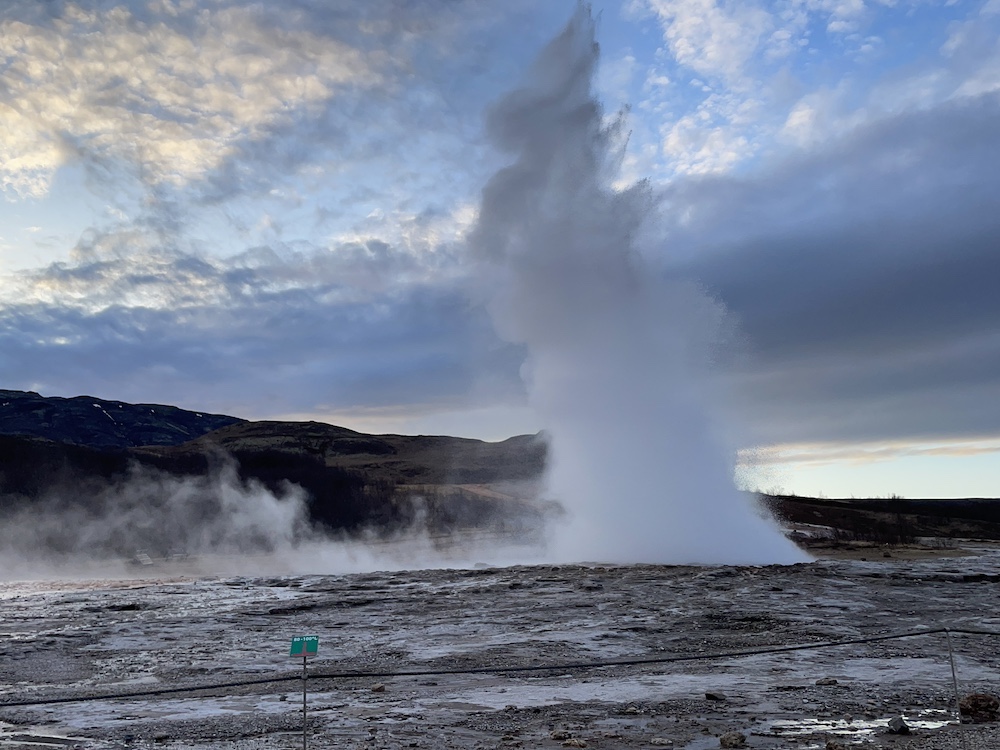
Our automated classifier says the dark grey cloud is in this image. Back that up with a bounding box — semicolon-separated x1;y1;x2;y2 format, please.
659;91;1000;445
0;235;524;418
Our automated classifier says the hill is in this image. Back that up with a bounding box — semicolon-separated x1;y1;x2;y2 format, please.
760;493;1000;548
148;419;546;485
134;420;549;538
0;389;243;448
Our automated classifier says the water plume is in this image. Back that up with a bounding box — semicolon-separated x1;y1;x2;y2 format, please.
470;6;806;565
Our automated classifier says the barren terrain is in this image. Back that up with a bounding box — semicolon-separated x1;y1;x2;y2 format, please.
2;541;1000;750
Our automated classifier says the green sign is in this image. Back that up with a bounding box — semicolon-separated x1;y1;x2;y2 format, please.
289;635;319;658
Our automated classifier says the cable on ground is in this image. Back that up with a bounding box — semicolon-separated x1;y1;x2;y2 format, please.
1;626;997;709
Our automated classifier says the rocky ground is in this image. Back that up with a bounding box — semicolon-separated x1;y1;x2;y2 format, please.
2;543;1000;749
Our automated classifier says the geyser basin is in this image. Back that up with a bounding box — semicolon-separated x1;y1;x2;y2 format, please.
3;557;997;748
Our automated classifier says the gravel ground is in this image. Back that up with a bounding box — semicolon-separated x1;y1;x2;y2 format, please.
2;545;999;749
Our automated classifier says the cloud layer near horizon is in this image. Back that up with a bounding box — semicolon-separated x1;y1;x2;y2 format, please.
665;90;1000;445
1;0;998;451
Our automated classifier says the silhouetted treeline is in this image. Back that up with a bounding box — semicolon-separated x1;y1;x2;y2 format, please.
761;494;1000;542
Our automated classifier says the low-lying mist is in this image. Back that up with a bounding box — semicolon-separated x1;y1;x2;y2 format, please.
0;457;550;581
0;460;299;577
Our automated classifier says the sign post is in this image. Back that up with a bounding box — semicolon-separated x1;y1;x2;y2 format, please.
289;636;319;750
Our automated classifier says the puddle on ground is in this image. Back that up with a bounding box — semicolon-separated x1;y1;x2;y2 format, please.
763;709;953;739
676;710;955;750
0;721;90;749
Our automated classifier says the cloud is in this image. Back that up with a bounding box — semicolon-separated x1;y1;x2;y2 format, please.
656;90;1000;445
0;1;386;198
0;218;523;418
0;0;554;208
0;0;572;426
642;0;775;83
627;0;1000;178
747;437;1000;469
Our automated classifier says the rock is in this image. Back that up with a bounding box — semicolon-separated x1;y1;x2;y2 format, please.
815;677;838;686
719;731;746;748
649;739;673;747
960;693;1000;723
887;716;910;735
371;683;386;692
550;730;572;741
561;740;587;748
825;741;847;750
705;692;727;701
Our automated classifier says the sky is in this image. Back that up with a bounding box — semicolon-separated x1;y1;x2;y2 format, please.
1;0;999;499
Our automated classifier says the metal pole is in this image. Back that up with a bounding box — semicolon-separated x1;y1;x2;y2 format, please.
302;654;308;750
945;628;970;750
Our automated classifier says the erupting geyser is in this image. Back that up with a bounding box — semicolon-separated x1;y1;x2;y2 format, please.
471;7;807;565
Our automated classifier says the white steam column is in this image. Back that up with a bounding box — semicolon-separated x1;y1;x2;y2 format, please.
470;6;807;565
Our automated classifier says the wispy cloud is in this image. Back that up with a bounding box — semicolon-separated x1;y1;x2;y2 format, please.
0;1;385;198
627;0;1000;176
747;437;1000;468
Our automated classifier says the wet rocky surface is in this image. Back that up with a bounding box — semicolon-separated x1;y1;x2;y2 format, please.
2;548;1000;749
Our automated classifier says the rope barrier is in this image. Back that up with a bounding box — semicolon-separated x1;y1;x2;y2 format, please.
2;625;997;709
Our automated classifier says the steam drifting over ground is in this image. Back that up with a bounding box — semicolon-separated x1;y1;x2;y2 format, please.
0;461;307;578
471;8;806;565
0;453;549;579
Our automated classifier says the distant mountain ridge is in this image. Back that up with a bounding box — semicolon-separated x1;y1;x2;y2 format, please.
159;419;546;485
0;389;244;448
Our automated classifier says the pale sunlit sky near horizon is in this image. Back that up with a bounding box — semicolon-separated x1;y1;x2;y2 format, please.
1;0;999;499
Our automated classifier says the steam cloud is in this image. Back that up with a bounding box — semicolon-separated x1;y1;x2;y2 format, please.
0;459;546;579
471;7;806;565
0;460;311;577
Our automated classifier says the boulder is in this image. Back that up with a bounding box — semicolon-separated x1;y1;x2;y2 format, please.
959;693;1000;723
887;716;910;735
